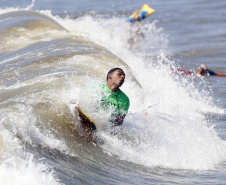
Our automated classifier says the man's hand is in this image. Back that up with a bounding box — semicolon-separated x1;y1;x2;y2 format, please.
114;114;126;126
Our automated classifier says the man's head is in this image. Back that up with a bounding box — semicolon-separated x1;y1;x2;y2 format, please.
107;68;125;88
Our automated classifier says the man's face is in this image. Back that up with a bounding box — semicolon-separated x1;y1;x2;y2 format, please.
109;69;125;87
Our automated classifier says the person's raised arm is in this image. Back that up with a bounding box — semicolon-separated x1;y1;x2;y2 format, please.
114;114;126;126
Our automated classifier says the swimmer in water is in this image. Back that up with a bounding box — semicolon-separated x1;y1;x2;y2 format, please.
197;64;226;76
172;64;226;76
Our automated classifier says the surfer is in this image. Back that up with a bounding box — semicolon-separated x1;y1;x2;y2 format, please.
197;64;226;76
172;64;226;76
126;4;155;49
99;68;130;126
71;68;129;127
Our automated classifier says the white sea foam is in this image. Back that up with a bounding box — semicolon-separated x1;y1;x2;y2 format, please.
0;129;62;185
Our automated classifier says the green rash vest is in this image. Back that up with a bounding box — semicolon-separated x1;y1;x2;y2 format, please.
99;84;130;115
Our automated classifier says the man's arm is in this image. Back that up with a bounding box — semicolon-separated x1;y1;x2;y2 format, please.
114;114;126;126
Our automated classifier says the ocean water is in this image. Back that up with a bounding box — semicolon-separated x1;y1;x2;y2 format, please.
0;0;226;184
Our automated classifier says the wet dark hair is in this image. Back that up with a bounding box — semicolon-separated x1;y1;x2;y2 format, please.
106;68;124;81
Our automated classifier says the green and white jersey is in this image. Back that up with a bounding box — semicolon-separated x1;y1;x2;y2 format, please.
99;84;130;115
